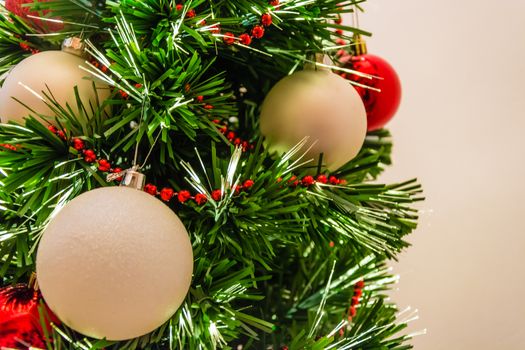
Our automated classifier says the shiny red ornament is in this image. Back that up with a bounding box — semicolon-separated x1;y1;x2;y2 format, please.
0;282;59;349
5;0;63;32
340;53;402;131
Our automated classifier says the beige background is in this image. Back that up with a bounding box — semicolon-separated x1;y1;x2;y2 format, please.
349;0;525;348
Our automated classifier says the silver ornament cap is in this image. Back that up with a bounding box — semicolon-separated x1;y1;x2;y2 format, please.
61;37;86;57
120;166;146;190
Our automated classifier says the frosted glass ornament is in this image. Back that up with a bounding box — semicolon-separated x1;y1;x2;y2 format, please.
36;186;194;341
0;50;109;124
260;70;367;171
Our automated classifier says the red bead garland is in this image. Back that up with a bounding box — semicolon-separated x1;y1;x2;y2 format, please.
83;149;97;163
317;174;328;184
348;280;365;321
19;41;40;55
251;25;265;39
239;33;252;45
195;193;207;205
223;32;235;45
211;189;223;201
72;138;84;151
97;159;111;172
0;144;18;151
261;13;273;27
243;179;254;189
302;175;315;186
144;183;157;195
89;59;108;73
205;8;274;47
160;187;174;201
186;9;196;18
38;125;351;210
16;2;278;74
177;190;192;203
214;120;255;152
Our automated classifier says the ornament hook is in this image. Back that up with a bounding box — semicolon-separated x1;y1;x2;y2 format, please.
352;5;368;55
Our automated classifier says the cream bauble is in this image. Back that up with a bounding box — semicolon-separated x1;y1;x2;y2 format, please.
260;70;367;171
0;50;109;124
36;186;194;341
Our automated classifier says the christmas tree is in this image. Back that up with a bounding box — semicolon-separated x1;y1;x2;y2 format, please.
0;0;423;349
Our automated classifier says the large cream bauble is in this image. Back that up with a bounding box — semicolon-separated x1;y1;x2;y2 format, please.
36;187;194;341
260;70;367;171
0;50;109;124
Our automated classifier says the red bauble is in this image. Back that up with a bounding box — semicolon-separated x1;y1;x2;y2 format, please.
5;0;63;32
0;283;59;349
340;54;402;131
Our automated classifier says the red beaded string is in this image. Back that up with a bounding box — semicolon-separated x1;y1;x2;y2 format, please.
19;41;40;55
0;143;18;151
338;279;366;336
348;280;365;320
213;119;254;152
16;1;279;61
4;125;349;208
171;2;275;47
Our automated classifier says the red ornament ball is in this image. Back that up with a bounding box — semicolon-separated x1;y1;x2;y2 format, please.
0;283;59;348
5;0;63;32
340;54;402;131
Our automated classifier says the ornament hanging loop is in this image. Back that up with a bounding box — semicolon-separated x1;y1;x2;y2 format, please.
108;126;162;190
29;272;39;291
352;5;368;55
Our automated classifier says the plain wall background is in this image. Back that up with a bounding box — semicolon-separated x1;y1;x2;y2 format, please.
348;0;525;348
